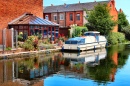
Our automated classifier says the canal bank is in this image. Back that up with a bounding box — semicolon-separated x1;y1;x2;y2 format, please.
0;48;61;59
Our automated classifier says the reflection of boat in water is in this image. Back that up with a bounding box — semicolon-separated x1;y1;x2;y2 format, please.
63;48;107;66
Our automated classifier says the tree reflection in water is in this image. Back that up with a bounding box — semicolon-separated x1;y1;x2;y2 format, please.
87;44;129;85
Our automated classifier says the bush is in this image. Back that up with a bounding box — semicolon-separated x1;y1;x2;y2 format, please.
18;32;23;41
107;32;125;45
6;47;12;51
22;36;37;51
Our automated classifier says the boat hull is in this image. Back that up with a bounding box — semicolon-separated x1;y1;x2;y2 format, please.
62;41;106;51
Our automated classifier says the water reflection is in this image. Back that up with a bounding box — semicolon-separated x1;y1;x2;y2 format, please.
0;44;130;86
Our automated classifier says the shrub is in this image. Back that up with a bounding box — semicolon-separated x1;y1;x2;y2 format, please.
107;32;125;45
18;32;23;41
6;47;12;51
22;36;37;51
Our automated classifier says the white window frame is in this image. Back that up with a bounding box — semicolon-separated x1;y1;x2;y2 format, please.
54;15;57;21
60;14;64;20
76;13;80;20
45;15;49;20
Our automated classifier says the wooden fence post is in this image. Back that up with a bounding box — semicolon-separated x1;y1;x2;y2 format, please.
2;28;6;54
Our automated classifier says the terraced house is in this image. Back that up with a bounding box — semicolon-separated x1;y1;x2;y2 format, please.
44;0;118;36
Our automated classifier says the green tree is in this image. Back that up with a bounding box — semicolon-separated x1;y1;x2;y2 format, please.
122;25;130;34
69;24;88;38
118;12;129;32
85;3;116;35
122;25;130;40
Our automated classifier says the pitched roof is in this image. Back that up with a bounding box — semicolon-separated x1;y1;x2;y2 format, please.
44;1;109;13
8;13;59;26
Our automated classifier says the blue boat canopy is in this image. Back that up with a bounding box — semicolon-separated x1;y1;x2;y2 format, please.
65;37;85;44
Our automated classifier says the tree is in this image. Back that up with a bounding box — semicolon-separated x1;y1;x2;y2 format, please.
85;3;116;35
118;12;129;32
69;24;88;38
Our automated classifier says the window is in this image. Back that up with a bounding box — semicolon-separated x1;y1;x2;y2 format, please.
76;13;80;20
70;13;73;21
54;15;57;21
60;14;64;20
86;14;89;18
45;15;49;20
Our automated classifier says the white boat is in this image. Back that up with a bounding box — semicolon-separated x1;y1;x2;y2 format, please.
62;31;107;51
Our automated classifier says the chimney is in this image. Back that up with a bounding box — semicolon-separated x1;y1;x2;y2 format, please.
119;8;123;13
51;4;53;6
79;1;80;4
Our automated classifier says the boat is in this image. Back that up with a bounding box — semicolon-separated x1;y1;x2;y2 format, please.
63;48;107;66
62;31;107;51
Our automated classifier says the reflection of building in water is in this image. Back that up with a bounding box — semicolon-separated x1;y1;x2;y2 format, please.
0;60;13;84
0;50;120;85
13;53;62;85
110;51;118;82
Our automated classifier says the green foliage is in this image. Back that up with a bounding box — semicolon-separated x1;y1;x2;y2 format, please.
6;47;12;51
59;37;65;42
118;12;129;32
70;25;88;37
18;33;23;41
22;36;37;51
72;27;82;37
85;3;116;35
122;25;130;40
122;25;130;34
107;32;125;45
37;33;42;39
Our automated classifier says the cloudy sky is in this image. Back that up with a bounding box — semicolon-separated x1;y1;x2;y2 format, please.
44;0;130;23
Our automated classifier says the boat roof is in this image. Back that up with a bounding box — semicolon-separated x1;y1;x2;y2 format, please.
84;31;100;34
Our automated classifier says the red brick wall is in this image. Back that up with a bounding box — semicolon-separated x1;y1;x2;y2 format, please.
51;12;58;24
59;12;66;27
75;11;83;26
0;0;43;29
108;0;118;32
66;11;83;27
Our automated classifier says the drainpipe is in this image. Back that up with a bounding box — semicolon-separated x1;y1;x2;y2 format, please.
74;9;76;24
65;12;66;27
57;10;59;24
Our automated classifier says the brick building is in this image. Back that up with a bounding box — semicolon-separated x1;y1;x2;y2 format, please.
0;0;43;29
44;0;118;36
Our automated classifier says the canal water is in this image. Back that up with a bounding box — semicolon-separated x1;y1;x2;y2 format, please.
0;44;130;86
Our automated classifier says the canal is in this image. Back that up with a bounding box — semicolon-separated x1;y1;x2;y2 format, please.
0;44;130;86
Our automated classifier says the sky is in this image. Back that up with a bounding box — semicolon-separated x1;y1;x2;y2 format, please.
44;0;130;23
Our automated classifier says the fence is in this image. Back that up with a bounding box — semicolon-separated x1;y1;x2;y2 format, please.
0;28;18;52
